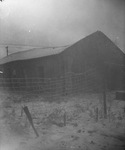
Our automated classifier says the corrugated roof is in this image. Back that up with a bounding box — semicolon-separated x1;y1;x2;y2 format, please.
0;46;69;65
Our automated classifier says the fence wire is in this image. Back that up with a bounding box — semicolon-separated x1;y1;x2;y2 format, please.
0;68;103;99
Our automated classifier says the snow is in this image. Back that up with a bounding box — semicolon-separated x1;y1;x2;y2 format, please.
0;91;125;150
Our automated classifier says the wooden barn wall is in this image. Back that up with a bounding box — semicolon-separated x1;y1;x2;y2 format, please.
2;54;65;92
1;40;125;92
2;54;64;79
61;43;125;91
61;37;100;74
3;62;25;78
60;44;103;93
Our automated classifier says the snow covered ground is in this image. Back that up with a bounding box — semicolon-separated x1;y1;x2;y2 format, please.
0;91;125;150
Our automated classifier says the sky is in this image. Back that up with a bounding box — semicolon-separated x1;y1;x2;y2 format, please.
0;0;125;58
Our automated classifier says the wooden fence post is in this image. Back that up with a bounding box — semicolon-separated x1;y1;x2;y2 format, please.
23;106;39;137
95;107;99;122
103;67;107;119
64;112;66;126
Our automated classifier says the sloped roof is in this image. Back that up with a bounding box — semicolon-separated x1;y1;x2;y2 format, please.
0;46;69;65
90;31;125;66
0;31;124;65
61;30;125;66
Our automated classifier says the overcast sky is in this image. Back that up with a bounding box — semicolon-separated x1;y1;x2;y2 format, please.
0;0;125;58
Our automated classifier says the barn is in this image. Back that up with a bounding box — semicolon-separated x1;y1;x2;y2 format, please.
0;31;125;95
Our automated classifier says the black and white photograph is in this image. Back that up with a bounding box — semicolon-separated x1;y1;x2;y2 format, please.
0;0;125;149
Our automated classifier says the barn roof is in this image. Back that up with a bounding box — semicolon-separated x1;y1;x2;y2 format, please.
61;30;125;66
0;46;69;65
0;31;124;65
